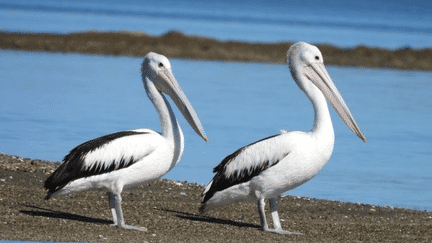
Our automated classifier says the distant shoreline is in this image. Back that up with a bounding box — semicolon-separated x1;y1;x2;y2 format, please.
1;30;432;71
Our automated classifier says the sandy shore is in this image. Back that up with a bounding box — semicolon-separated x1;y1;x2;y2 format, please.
0;153;431;242
1;30;432;71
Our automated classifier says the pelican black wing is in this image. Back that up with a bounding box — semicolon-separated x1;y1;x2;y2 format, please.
44;131;148;199
202;134;288;204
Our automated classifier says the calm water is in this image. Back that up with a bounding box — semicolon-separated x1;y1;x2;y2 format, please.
1;50;431;211
1;0;431;49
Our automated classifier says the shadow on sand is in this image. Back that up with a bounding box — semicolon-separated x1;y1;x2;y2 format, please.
20;204;112;225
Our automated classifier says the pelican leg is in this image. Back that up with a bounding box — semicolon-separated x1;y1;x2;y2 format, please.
270;198;282;229
107;192;147;231
257;198;270;231
107;192;118;226
268;198;302;235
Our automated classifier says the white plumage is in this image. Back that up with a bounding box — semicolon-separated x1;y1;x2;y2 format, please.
44;52;208;231
200;42;366;234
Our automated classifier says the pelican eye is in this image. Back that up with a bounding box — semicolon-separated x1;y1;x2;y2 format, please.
158;62;164;67
315;56;319;60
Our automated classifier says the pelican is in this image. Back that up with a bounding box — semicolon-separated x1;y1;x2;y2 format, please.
200;42;366;234
44;52;208;231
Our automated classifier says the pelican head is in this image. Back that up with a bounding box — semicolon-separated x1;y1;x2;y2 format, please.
287;42;366;142
142;52;208;142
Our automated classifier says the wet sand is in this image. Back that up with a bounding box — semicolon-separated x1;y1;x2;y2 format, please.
1;30;432;71
1;153;431;242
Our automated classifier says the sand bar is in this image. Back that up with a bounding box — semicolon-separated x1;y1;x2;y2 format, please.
1;30;432;71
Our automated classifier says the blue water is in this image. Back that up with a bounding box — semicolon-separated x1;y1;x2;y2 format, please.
1;0;431;49
1;50;431;212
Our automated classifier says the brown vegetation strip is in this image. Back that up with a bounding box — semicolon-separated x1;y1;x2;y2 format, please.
1;153;432;242
1;30;432;71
